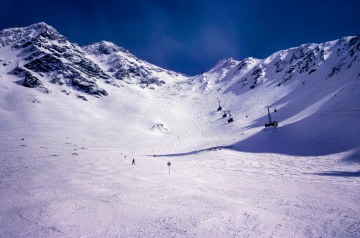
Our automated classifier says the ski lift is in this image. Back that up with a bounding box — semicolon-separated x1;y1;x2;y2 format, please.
227;111;234;123
265;106;279;127
217;98;222;111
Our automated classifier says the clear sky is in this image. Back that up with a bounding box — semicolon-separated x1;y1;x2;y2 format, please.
0;0;359;75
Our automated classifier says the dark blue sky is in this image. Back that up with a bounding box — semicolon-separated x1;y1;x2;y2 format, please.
1;0;359;75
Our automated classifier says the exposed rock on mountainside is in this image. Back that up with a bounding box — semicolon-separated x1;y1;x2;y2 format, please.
196;35;359;93
11;66;50;93
0;23;186;97
83;41;185;88
0;22;109;96
0;23;359;99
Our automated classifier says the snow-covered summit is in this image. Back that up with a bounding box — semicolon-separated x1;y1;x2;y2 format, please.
213;57;239;69
83;40;128;55
0;22;66;48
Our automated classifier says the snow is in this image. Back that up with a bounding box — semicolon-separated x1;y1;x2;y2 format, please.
1;77;359;237
0;29;360;237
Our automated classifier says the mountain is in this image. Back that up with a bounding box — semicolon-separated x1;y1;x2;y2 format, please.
0;22;187;99
1;22;358;100
0;22;111;97
195;36;359;92
0;22;359;154
1;22;359;155
191;35;360;156
1;23;360;237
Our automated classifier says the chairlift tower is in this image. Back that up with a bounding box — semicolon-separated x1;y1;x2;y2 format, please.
265;106;278;127
267;106;272;124
217;98;222;111
227;111;234;123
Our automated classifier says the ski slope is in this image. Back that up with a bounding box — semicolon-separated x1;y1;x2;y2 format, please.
1;68;360;237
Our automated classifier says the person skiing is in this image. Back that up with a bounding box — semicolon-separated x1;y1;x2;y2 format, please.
132;159;135;165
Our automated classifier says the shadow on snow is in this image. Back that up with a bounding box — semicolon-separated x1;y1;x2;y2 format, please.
148;146;233;157
307;170;360;177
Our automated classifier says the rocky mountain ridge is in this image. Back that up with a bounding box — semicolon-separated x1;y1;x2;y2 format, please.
83;40;185;88
196;35;360;93
0;22;186;98
0;22;359;99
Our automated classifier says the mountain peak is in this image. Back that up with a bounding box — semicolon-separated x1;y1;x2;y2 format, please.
0;22;66;47
218;57;237;64
28;22;54;30
83;40;128;55
27;22;65;41
210;57;239;71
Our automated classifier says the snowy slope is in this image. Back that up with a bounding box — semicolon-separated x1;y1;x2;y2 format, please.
191;35;360;159
0;23;360;237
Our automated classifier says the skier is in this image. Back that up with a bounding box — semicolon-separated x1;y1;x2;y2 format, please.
132;159;135;165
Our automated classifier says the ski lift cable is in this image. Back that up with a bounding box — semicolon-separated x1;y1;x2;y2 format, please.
279;107;360;116
280;106;360;112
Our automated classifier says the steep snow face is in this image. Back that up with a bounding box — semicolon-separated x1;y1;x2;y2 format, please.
193;57;260;91
83;41;188;88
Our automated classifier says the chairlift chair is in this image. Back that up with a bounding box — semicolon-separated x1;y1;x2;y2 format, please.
227;111;233;123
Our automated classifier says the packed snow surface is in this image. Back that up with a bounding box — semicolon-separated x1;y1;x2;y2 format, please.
0;23;360;237
1;75;360;237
